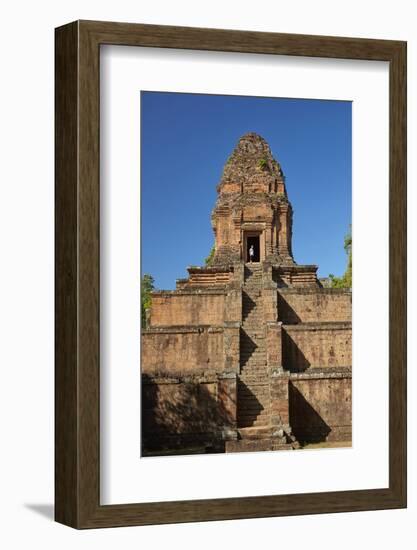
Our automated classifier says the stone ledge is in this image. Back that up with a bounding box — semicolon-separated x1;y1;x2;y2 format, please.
276;264;318;272
278;287;351;295
289;367;352;380
153;288;227;296
283;321;352;331
142;325;224;334
187;266;234;274
142;370;238;384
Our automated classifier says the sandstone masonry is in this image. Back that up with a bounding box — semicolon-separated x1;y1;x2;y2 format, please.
141;133;352;454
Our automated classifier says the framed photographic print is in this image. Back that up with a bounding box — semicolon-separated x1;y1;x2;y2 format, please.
55;20;406;528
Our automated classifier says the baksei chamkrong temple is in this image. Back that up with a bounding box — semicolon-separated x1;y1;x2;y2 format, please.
141;133;352;454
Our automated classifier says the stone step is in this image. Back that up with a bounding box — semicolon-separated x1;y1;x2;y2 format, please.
240;367;269;373
241;344;266;349
238;426;273;438
240;365;269;370
238;396;270;403
240;369;269;375
241;342;265;348
241;332;265;338
240;374;269;380
243;285;262;289
241;343;265;348
240;341;265;347
238;413;270;422
238;423;272;430
238;388;270;396
238;394;270;402
238;405;270;412
240;376;269;382
238;384;269;392
237;419;272;429
241;344;264;349
238;388;269;394
237;404;270;413
238;380;269;386
239;382;269;386
238;406;270;415
237;390;270;398
243;289;262;293
237;399;270;406
239;376;270;383
238;409;270;417
242;316;264;321
241;341;265;347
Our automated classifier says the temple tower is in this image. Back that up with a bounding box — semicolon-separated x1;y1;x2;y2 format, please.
141;132;351;456
211;132;294;267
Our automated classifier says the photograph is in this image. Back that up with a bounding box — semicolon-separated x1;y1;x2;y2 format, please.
0;0;409;540
140;92;352;456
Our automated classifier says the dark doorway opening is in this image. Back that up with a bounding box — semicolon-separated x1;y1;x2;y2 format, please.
246;235;260;262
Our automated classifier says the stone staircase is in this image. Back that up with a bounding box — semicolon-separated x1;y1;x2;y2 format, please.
237;264;272;439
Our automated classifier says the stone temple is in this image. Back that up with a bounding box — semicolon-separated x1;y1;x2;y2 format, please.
142;132;352;454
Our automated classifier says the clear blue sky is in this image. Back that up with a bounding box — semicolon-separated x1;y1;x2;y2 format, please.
141;91;351;290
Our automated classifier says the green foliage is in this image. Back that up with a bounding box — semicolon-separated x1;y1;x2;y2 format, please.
205;244;215;266
258;158;268;170
329;227;352;289
141;274;155;327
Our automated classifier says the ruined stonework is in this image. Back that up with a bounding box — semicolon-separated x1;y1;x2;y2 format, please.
141;133;352;455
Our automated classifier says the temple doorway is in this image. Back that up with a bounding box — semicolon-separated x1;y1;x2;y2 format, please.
246;235;260;262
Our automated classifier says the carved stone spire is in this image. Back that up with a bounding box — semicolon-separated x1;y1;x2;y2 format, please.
211;133;294;267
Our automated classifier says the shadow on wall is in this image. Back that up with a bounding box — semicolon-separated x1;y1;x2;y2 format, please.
289;383;331;444
242;291;257;320
236;380;265;428
277;293;301;323
141;375;235;454
272;270;289;289
282;330;310;372
240;329;258;368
